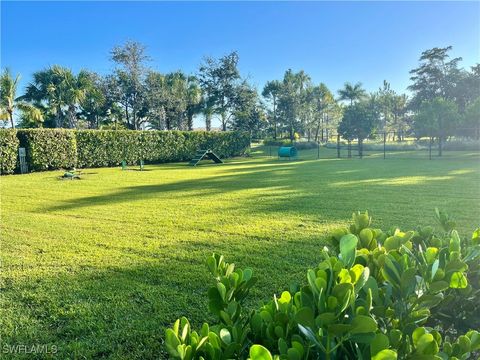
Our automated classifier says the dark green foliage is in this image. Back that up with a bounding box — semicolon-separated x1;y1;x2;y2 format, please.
0;129;19;174
2;129;249;172
165;211;480;359
17;129;77;171
75;130;250;168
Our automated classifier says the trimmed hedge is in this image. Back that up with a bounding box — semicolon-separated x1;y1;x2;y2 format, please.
2;129;249;173
17;129;77;171
0;129;19;174
75;130;250;168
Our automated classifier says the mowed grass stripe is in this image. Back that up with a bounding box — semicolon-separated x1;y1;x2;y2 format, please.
1;147;479;358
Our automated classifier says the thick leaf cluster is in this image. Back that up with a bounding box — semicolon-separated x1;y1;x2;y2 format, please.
165;211;480;360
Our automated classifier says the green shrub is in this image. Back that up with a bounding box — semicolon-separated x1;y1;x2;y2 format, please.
264;138;293;147
76;130;250;168
165;210;480;359
293;141;318;150
1;129;249;173
264;138;318;150
0;129;19;174
17;129;77;171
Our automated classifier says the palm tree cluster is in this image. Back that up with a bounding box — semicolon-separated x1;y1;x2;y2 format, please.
1;43;478;144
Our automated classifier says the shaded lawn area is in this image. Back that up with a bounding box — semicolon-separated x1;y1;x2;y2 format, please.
1;147;479;359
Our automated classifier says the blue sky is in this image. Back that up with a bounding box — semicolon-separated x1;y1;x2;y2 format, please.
2;1;479;98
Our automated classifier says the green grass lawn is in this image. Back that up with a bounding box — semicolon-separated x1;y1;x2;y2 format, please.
1;146;479;359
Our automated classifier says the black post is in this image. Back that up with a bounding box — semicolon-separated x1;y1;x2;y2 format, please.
337;134;340;158
429;136;432;160
348;140;352;158
317;141;320;159
383;132;386;159
438;135;443;157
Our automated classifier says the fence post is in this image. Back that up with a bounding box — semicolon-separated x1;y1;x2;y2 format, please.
429;136;432;160
337;134;340;158
348;140;352;158
317;141;320;159
383;132;386;159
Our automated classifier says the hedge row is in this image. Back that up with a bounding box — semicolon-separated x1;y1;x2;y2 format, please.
0;129;19;174
17;129;77;171
0;129;250;174
75;130;250;168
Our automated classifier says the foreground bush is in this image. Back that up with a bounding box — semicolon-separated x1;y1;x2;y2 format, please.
17;129;77;171
0;129;19;174
165;210;480;359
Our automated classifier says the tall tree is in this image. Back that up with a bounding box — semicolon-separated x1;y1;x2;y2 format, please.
23;66;87;128
463;97;480;139
262;80;282;139
110;41;150;129
375;80;410;140
414;98;461;156
184;76;202;131
277;69;306;140
78;72;112;129
338;99;380;158
231;81;265;136
408;46;462;110
0;69;43;128
198;51;241;131
338;82;367;105
308;83;336;142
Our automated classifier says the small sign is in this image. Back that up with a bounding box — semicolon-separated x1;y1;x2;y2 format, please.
19;147;28;174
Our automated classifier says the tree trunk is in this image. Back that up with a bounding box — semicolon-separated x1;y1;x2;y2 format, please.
315;123;320;142
221;113;227;131
125;103;129;128
8;111;15;129
187;113;194;131
273;98;277;140
205;113;211;132
55;106;62;128
337;134;340;158
68;105;77;129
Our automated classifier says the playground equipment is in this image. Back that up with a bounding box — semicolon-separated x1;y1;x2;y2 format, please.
122;160;145;171
278;146;298;160
60;169;81;180
189;149;223;166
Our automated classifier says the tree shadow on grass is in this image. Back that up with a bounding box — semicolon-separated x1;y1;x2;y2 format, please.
1;229;327;360
42;157;480;230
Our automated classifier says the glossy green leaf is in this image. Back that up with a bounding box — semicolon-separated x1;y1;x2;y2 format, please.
371;333;390;356
350;315;377;334
340;234;358;268
220;328;231;345
429;281;449;293
372;349;397;360
295;307;315;328
249;344;273;360
449;272;468;289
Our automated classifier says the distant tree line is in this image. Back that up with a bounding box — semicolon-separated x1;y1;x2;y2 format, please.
1;43;479;152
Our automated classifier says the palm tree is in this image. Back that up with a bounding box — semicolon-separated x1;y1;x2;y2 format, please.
23;66;88;128
262;80;282;139
185;76;202;131
338;82;367;105
0;68;43;128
